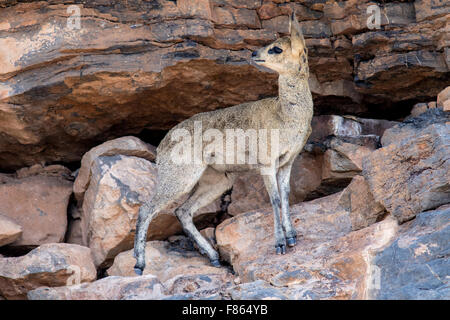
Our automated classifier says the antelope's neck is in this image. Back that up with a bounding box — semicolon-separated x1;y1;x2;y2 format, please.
278;73;313;125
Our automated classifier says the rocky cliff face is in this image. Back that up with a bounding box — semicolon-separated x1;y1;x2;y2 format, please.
0;0;448;170
0;0;449;301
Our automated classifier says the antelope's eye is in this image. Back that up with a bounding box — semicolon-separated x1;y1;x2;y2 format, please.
268;46;283;54
273;46;283;54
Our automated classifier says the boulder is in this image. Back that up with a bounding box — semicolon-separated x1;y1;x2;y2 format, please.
15;164;73;179
364;110;450;223
437;86;450;108
215;191;399;299
73;136;156;202
381;109;449;146
163;273;234;300
320;135;378;187
26;207;450;300
28;271;234;300
309;115;363;142
0;215;22;247
28;275;164;300
372;207;450;299
410;102;439;117
107;236;230;281
199;227;218;251
0;243;96;300
288;150;323;203
309;115;397;144
443;100;450;112
224;172;270;216
225;207;450;300
428;101;438;109
227;280;289;300
305;115;396;199
338;175;386;231
80;154;174;267
0;165;73;247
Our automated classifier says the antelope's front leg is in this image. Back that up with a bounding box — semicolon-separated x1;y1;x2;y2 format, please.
277;161;297;247
262;170;286;254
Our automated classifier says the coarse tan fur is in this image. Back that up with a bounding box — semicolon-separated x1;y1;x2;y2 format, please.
133;12;313;274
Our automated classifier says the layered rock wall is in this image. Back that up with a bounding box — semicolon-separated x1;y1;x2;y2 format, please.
1;0;448;170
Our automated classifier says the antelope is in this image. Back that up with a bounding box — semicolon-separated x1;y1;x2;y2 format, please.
134;12;313;275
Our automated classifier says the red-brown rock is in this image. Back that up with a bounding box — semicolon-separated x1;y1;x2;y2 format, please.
216;192;399;299
338;176;386;231
364;111;450;223
28;271;234;300
164;272;234;299
73;136;156;202
437;86;450;108
0;0;447;171
27;275;164;300
79;154;169;267
0;243;96;300
0;165;73;247
0;215;22;247
107;237;229;281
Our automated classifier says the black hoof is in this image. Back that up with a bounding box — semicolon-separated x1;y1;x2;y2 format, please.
134;266;143;276
275;244;286;255
211;259;221;267
286;237;297;247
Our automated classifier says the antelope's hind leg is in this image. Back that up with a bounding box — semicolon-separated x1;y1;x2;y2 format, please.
175;168;234;267
134;163;206;275
134;198;169;275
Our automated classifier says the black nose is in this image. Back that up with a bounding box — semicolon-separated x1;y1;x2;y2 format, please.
252;51;258;57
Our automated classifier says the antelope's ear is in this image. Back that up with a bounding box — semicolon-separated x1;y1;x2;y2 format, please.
289;12;305;57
